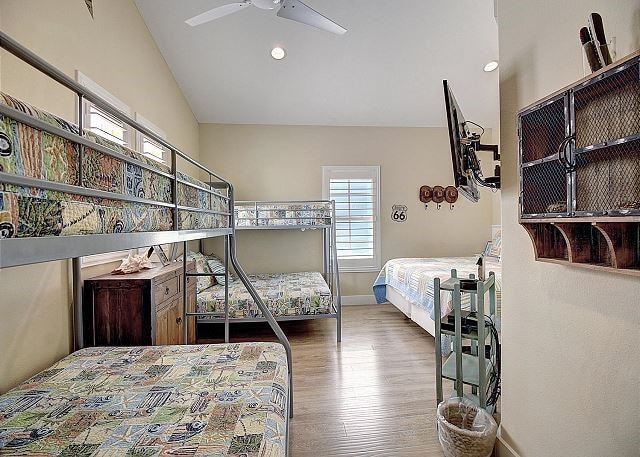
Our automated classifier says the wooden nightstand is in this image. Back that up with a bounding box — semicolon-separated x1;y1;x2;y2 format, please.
83;262;197;346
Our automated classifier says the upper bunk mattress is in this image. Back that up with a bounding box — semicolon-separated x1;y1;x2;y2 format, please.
0;92;228;239
198;271;332;319
0;343;288;456
235;202;331;228
373;256;502;321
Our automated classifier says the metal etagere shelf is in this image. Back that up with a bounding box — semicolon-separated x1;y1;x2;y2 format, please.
434;270;499;413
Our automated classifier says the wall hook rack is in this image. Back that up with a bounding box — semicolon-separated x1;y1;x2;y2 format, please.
420;185;458;211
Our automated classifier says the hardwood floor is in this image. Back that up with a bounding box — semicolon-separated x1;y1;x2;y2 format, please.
200;304;447;456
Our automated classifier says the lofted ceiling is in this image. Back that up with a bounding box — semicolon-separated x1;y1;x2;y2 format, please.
135;0;499;128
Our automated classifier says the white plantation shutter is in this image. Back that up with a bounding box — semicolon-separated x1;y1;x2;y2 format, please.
333;179;375;258
323;166;381;271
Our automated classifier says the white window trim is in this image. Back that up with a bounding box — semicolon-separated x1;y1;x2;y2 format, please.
76;71;131;114
135;112;169;164
75;70;133;147
322;165;381;273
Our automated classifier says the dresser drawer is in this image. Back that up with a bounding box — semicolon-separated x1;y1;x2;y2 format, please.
155;275;180;304
185;273;196;289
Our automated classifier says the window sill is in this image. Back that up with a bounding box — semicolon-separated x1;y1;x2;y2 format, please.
81;251;133;268
338;265;381;273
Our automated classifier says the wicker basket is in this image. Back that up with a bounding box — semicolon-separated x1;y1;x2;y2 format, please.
437;398;498;457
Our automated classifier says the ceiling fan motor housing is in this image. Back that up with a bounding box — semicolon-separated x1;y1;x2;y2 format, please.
251;0;280;10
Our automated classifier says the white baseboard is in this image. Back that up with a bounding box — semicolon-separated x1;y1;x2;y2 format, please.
341;295;379;305
494;428;520;457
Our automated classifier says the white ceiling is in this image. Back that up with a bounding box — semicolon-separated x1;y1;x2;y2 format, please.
135;0;499;128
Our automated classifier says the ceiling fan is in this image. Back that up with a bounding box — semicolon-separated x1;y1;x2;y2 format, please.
185;0;347;35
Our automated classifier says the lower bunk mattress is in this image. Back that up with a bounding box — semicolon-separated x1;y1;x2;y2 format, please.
198;271;332;319
0;343;288;456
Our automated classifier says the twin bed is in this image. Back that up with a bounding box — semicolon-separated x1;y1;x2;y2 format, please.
373;231;502;339
0;31;291;456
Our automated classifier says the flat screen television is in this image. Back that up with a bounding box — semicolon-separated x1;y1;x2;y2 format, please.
443;80;500;203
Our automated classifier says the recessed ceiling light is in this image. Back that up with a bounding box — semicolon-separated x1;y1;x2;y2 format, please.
484;60;499;72
271;47;286;60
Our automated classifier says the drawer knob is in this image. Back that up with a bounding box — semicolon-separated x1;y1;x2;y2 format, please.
165;286;170;295
176;317;182;325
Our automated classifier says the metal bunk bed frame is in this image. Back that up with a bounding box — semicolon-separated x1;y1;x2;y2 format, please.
239;200;341;338
190;200;342;342
0;31;294;432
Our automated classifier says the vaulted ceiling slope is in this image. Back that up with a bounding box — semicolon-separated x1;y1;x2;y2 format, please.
135;0;499;128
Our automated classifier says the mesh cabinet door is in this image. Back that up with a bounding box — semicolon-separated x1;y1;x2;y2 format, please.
573;61;640;150
572;58;640;216
520;95;568;163
519;93;571;218
521;160;570;217
574;139;640;216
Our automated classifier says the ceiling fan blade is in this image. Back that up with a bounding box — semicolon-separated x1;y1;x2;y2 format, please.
277;0;347;35
185;3;248;27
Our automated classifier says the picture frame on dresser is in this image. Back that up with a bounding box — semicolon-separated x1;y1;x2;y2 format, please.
152;244;170;266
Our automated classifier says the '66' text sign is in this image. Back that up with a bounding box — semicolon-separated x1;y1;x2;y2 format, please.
391;205;407;222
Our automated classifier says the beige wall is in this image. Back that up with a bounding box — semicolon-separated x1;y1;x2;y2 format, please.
0;0;200;393
200;124;498;296
497;2;640;456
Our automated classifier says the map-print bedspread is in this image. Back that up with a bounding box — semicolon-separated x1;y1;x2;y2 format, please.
0;343;288;456
198;271;333;319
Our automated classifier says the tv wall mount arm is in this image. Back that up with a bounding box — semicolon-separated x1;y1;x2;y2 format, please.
461;133;501;189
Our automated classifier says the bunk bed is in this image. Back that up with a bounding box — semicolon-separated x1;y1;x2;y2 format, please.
0;31;292;456
191;201;343;343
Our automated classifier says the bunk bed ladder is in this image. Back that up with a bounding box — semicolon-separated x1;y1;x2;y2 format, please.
224;235;231;343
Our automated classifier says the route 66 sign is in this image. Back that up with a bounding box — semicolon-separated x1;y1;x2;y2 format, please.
391;205;407;222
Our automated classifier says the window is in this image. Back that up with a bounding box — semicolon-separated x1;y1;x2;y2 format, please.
323;166;381;272
76;71;132;147
80;250;137;268
135;113;169;164
76;71;135;267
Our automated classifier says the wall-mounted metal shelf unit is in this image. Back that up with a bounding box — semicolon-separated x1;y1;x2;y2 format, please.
518;51;640;277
